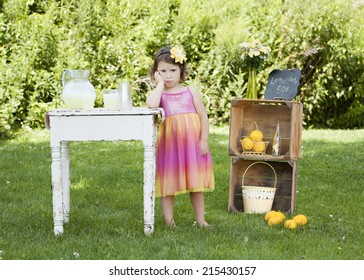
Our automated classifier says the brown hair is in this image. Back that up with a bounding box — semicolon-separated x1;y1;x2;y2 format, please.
149;46;188;82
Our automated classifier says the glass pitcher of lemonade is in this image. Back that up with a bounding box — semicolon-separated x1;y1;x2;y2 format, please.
62;70;96;109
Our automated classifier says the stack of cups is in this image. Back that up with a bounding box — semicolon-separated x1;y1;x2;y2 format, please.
119;81;133;110
102;81;133;110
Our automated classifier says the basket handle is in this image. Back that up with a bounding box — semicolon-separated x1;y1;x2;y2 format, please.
242;161;277;188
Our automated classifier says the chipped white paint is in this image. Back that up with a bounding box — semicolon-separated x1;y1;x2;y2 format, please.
61;141;70;223
143;145;156;235
46;108;162;236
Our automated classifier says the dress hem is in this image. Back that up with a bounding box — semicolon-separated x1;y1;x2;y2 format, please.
156;187;214;198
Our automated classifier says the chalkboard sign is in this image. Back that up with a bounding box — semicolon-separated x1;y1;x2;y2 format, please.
264;69;301;100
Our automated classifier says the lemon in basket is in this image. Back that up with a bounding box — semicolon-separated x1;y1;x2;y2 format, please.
284;219;297;229
249;129;263;142
241;137;254;150
293;214;308;226
249;121;264;142
253;141;266;153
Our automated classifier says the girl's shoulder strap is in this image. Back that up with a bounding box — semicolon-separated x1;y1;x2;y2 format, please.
186;86;197;97
186;85;195;94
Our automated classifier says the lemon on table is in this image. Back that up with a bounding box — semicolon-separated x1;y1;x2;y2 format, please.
284;219;297;229
253;141;266;153
293;214;308;226
241;137;254;150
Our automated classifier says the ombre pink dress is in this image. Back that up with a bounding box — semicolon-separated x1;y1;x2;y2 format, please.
156;87;215;197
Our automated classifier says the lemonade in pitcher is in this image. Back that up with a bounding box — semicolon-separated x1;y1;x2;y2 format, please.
62;70;96;109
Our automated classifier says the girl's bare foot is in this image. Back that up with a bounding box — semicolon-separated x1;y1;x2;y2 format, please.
166;219;177;228
196;221;213;229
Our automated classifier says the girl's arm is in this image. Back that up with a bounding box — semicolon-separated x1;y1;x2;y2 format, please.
190;87;210;155
146;72;164;108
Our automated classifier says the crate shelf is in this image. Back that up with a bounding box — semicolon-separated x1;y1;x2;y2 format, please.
228;157;298;214
229;99;303;160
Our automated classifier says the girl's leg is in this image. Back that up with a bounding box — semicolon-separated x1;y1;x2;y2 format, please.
190;192;209;227
160;195;176;226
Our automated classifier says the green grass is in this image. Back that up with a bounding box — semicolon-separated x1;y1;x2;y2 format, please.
0;127;363;260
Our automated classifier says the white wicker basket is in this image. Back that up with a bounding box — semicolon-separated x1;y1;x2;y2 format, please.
241;161;277;214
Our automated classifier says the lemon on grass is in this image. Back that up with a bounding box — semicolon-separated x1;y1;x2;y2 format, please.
264;210;278;221
275;211;286;220
268;215;285;226
293;214;308;226
284;219;297;229
241;137;254;150
253;141;266;153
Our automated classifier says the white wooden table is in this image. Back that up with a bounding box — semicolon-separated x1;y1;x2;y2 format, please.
45;107;163;236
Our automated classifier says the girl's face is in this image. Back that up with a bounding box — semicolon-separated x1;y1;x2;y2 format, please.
157;61;181;89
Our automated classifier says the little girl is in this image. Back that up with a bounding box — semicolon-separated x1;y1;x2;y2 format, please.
146;46;215;228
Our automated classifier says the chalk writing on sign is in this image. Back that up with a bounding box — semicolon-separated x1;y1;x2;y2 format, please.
264;69;301;100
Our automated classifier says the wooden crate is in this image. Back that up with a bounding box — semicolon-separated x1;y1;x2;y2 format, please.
229;99;303;160
228;157;297;213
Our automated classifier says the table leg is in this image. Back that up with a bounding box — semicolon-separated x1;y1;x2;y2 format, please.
51;144;64;236
143;145;156;235
61;141;70;223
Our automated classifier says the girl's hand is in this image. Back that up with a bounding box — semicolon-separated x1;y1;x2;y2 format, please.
154;71;164;85
200;140;209;156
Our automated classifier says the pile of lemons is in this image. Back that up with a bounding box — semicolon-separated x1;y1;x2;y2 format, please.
241;128;266;153
264;210;308;230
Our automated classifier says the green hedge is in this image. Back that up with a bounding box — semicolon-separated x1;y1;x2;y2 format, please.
1;0;363;138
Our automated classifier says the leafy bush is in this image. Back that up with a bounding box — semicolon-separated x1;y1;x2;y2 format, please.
1;0;363;138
